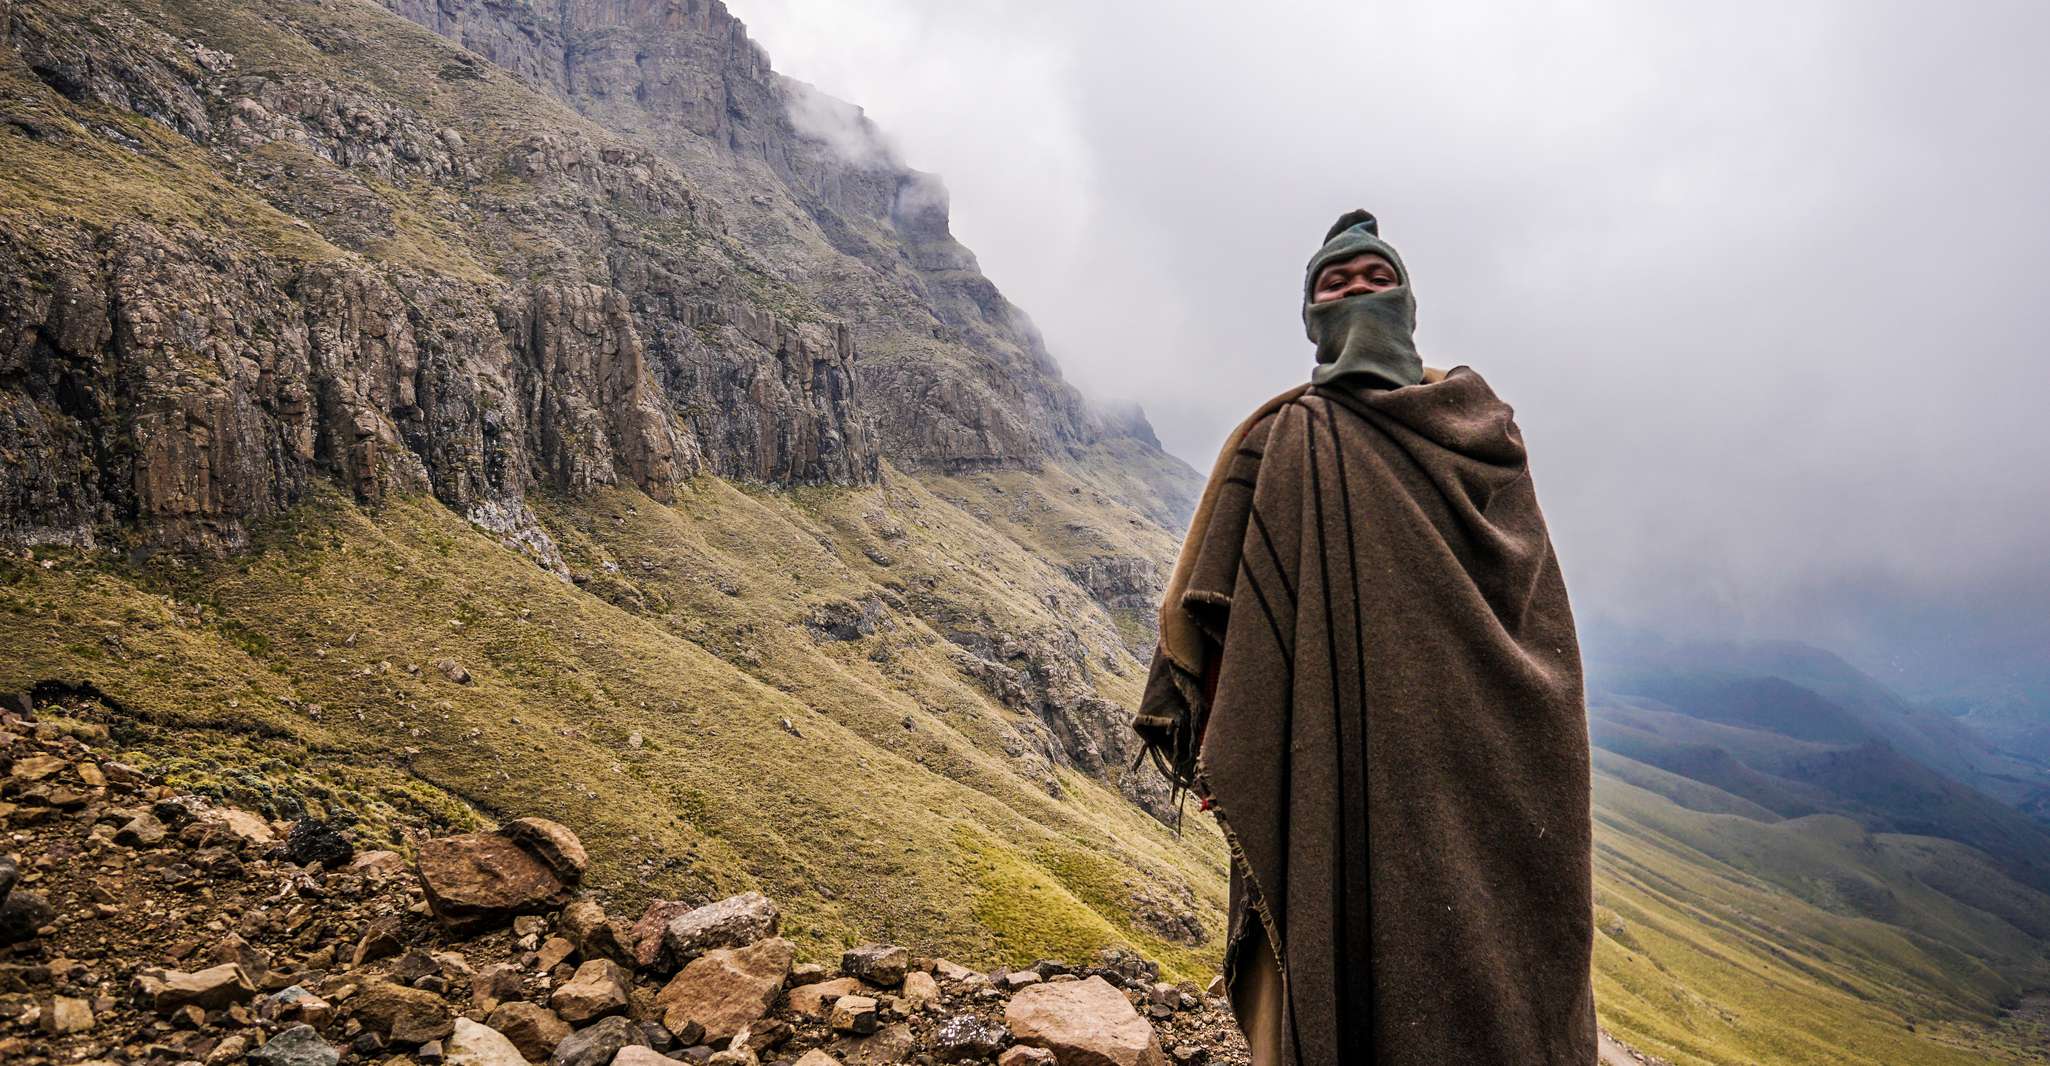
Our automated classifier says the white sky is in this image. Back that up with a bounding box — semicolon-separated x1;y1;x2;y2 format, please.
730;0;2050;687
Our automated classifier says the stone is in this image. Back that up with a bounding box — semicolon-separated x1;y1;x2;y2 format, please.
207;932;272;981
42;994;92;1034
831;1022;915;1066
499;818;587;883
791;1052;841;1066
486;1001;571;1061
654;936;794;1044
280;818;355;869
351;980;455;1044
1000;970;1043;991
933;959;979;983
115;812;168;847
827;994;877;1034
436;658;473;684
537;936;577;971
931;1014;1011;1063
560;898;632;963
548;1015;647;1066
250;1024;341;1066
610;1048;674;1066
353;917;405;967
142;963;258;1012
472;963;525;1012
417;832;572;926
350;850;408;876
1005;976;1165;1066
207;1034;253;1064
662;892;779;966
260;985;334;1028
899;970;941;1013
786;976;863;1017
0;889;54;943
838;944;908;987
211;807;277;848
444;1017;533;1066
628;900;695;971
8;755;63;780
551;958;631;1023
999;1049;1057;1066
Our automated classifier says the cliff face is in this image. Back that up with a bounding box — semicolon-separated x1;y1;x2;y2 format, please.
0;0;1156;555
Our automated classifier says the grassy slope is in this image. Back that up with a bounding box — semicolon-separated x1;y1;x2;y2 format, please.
0;475;1228;981
1593;764;2050;1064
8;480;2047;1062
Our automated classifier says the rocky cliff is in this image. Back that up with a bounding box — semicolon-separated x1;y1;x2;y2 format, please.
0;0;1217;979
0;0;1169;556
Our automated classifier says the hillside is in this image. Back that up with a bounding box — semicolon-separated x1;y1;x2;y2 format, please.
0;0;1217;979
2;2;2048;1065
1586;637;2050;1064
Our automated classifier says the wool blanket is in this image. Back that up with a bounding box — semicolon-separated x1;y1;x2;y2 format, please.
1134;367;1595;1065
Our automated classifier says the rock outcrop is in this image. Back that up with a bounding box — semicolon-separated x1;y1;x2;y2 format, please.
0;706;1248;1064
0;0;1170;555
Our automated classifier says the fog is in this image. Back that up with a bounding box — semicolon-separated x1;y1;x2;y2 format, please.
732;0;2050;702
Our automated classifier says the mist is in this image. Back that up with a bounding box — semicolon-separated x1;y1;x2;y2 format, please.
731;0;2050;702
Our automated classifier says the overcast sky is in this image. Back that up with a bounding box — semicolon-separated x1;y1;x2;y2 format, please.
731;0;2050;694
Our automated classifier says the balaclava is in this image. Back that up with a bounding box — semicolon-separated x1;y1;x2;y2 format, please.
1303;209;1424;390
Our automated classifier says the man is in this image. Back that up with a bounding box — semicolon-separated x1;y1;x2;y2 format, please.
1133;210;1596;1065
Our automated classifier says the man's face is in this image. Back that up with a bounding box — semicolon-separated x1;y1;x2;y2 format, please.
1311;253;1401;303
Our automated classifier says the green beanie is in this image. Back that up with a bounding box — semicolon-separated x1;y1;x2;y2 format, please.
1302;209;1424;390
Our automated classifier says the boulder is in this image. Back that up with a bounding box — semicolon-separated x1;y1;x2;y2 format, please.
932;1014;1011;1063
831;1022;916;1066
828;994;877;1034
612;1049;676;1066
662;892;779;967
485;1001;570;1061
537;937;577;971
1005;976;1165;1066
444;1017;533;1066
560;898;633;963
999;1049;1057;1066
471;963;525;1012
352;917;405;967
115;812;168;847
899;970;941;1013
548;1015;647;1066
211;807;277;849
550;959;631;1023
260;985;333;1028
839;944;908;987
628;900;695;971
42;995;92;1034
249;1024;341;1066
786;976;863;1018
417;832;571;926
653;936;794;1044
499;818;587;884
350;850;408;876
352;980;455;1044
280;818;355;869
141;963;257;1012
0;887;51;944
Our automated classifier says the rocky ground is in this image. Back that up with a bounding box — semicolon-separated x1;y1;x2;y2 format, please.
0;698;1248;1066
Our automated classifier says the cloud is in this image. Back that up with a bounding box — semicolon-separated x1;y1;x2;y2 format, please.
731;0;2050;699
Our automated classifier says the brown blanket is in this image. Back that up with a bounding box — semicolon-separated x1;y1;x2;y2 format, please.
1135;367;1595;1064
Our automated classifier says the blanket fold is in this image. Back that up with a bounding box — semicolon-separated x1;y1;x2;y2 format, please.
1135;366;1595;1065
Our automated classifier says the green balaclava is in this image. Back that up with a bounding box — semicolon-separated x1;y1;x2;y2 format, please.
1302;209;1424;390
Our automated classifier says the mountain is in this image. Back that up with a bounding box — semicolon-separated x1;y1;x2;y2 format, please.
0;0;1217;979
1585;634;2050;1063
1;2;2046;1064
